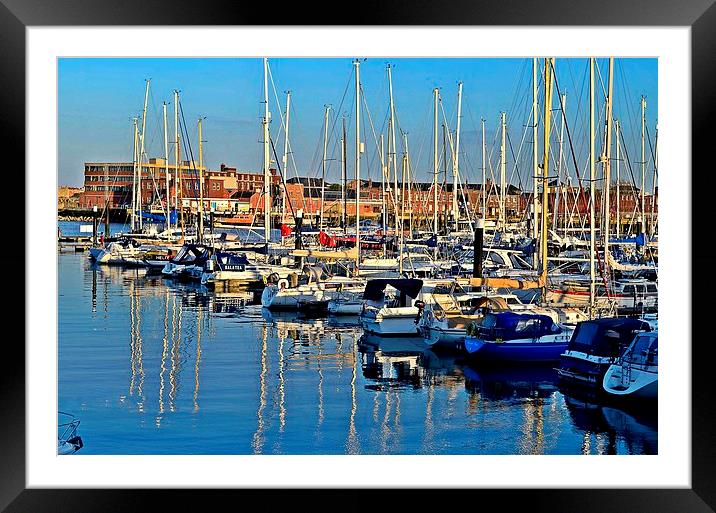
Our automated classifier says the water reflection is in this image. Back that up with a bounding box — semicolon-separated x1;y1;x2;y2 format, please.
62;253;657;455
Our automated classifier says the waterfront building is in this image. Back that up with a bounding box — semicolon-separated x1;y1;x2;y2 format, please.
78;158;279;213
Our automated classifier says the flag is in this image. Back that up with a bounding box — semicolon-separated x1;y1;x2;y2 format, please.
280;224;293;237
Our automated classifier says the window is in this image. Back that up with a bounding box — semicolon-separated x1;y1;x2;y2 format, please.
486;252;505;266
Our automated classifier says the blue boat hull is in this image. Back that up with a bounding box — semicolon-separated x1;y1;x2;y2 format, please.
464;337;569;362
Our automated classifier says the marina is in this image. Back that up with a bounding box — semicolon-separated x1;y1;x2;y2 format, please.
59;248;656;455
57;56;658;456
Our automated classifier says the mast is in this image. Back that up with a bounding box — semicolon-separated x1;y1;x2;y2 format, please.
163;101;170;229
197;117;205;243
481;118;486;218
452;82;463;231
281;91;291;229
433;87;439;236
500;112;507;232
532;58;539;252
616;120;621;238
131;117;139;232
341;116;347;231
319;104;330;234
138;79;150;230
399;147;407;275
354;59;361;269
652;122;658;235
387;64;399;241
174;90;182;232
640;95;646;236
603;58;614;265
404;133;413;236
443;123;447;230
540;58;554;300
589;57;596;316
263;58;272;248
555;93;566;233
380;133;387;256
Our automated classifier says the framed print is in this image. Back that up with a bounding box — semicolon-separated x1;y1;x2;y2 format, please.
3;0;714;511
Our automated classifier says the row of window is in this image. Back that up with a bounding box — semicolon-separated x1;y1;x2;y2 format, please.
86;175;134;182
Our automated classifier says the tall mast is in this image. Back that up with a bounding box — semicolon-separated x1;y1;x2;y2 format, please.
652;122;658;234
281;91;291;228
399;147;407;275
319;104;330;234
603;58;614;265
263;58;271;247
500;112;507;232
616;120;621;238
589;58;596;316
163;101;170;229
403;133;412;237
174;90;182;232
532;58;539;250
354;59;361;269
198;117;205;243
341;116;347;231
452;82;463;231
131;117;139;232
138;79;150;230
540;59;554;298
555;93;566;232
481;118;486;218
640;95;647;236
380;133;387;255
433;87;439;236
443;123;447;228
387;64;399;239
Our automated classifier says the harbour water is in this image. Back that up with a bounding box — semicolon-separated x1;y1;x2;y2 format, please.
58;245;657;455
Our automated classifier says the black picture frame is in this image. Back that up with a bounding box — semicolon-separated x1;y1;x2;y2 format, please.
3;1;712;511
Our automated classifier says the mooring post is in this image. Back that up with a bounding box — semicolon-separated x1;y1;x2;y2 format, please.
473;217;484;279
294;209;303;269
104;204;111;239
92;205;98;245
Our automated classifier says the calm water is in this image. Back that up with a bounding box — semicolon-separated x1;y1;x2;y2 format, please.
58;252;657;455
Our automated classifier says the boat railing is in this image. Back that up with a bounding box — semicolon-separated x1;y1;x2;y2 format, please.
58;411;80;442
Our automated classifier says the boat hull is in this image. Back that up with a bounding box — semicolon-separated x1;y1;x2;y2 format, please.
602;366;658;400
464;336;571;362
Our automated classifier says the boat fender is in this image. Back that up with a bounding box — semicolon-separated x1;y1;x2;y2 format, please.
278;279;289;290
289;273;299;288
414;300;426;323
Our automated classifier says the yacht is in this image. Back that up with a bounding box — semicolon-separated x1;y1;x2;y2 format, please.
359;278;425;337
463;311;574;362
200;251;293;289
261;265;365;311
161;244;212;278
557;317;652;389
602;331;658;400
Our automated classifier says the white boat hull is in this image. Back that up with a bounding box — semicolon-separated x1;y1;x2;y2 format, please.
360;306;421;336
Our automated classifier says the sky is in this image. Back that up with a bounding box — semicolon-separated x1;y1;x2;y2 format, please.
58;57;658;190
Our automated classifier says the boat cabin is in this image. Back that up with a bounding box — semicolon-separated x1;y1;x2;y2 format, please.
564;317;652;358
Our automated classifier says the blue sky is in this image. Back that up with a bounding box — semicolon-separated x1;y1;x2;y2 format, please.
58;57;657;190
